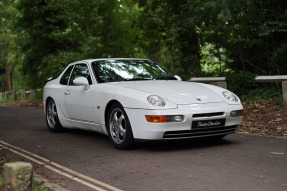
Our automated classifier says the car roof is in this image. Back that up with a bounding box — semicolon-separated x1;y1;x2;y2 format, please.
67;58;151;67
80;58;149;63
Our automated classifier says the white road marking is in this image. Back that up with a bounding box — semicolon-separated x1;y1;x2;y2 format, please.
0;140;122;191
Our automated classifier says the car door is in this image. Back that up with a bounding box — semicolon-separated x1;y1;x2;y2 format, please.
64;63;96;122
57;65;74;118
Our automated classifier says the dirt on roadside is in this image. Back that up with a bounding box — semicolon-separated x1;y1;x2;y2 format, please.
239;99;287;139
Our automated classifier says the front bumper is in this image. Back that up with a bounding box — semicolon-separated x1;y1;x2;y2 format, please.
125;102;243;140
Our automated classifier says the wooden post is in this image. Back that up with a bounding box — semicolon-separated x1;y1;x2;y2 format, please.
283;81;287;108
5;91;10;100
211;82;227;89
12;90;17;101
0;92;4;99
20;89;26;101
30;89;36;100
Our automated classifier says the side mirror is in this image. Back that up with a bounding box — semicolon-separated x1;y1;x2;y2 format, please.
73;77;90;90
174;75;182;81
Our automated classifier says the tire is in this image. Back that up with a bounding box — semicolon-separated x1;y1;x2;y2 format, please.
107;103;136;149
46;99;63;132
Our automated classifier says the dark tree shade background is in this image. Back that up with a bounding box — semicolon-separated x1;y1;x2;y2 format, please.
0;0;286;90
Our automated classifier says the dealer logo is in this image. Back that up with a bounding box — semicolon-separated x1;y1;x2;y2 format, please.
197;121;221;127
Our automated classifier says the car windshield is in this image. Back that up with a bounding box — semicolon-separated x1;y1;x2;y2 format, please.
91;59;176;83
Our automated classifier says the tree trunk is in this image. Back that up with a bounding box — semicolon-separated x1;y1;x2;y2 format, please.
1;40;11;91
4;59;12;92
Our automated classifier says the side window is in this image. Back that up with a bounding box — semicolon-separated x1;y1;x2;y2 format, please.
69;64;92;85
60;65;74;85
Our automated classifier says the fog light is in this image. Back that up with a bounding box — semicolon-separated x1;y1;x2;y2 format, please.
167;115;184;122
230;110;243;117
145;115;184;123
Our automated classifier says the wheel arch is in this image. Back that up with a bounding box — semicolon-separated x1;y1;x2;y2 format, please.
104;99;122;127
44;97;54;114
104;99;136;149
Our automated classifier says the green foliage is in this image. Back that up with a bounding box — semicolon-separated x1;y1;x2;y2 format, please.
200;43;233;76
227;71;283;105
0;172;4;186
0;90;43;104
226;71;257;96
16;0;82;88
138;0;201;80
0;0;20;92
32;179;48;191
0;96;14;104
0;0;287;88
16;0;145;88
199;0;287;75
240;88;283;105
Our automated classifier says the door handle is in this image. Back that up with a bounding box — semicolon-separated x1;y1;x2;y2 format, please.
64;90;70;95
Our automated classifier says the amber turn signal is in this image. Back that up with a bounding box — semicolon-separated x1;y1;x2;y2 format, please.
145;115;167;123
145;115;184;123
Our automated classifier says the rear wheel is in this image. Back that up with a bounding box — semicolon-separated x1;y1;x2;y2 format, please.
46;99;63;132
107;103;136;149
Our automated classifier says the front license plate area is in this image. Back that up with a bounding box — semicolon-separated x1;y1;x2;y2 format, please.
192;118;226;129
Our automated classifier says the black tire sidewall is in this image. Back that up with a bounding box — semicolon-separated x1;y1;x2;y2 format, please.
107;103;136;149
46;99;63;132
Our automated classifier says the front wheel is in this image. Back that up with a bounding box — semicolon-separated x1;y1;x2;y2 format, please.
46;99;63;132
107;103;136;149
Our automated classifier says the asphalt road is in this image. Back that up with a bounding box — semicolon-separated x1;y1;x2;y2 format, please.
0;105;286;191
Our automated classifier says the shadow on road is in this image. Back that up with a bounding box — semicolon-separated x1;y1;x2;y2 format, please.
41;127;241;152
138;136;240;152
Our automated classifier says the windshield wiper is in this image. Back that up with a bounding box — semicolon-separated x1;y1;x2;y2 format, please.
152;76;177;80
119;77;177;81
122;78;152;81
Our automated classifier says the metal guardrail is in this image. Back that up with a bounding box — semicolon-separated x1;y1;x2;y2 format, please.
190;77;227;89
255;75;287;82
1;75;286;107
255;75;287;108
190;75;287;108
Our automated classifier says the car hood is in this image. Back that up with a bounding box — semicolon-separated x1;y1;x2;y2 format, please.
113;81;224;105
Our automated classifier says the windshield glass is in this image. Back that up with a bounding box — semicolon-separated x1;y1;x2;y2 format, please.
91;59;176;83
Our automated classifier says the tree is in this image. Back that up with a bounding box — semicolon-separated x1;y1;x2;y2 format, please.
16;0;145;87
16;0;79;88
195;0;287;75
138;0;287;77
138;0;201;79
0;0;18;91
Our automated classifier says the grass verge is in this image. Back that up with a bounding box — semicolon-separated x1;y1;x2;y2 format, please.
0;90;43;108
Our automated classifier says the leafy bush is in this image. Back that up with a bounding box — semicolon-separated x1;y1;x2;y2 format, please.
226;71;257;96
226;71;282;104
240;88;282;105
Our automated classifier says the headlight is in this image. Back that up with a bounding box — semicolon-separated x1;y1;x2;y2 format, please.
147;95;165;107
222;91;239;103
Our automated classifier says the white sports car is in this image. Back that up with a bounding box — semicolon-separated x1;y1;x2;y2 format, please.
43;59;243;149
